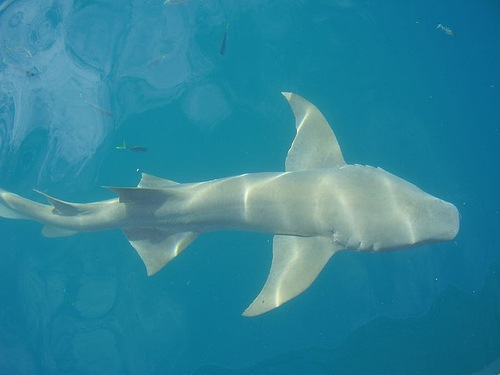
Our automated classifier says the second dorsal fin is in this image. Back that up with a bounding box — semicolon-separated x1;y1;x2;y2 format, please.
34;190;87;216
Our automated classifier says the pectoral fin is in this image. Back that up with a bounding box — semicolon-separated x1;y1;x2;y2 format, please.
42;225;78;237
243;235;342;317
123;228;197;276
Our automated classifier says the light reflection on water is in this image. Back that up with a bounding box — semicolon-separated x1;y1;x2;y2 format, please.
0;0;229;192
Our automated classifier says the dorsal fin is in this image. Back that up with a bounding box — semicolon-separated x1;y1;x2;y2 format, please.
104;187;172;204
282;92;345;172
34;190;86;216
138;173;179;188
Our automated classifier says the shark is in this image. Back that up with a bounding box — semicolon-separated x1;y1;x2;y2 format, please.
0;92;459;316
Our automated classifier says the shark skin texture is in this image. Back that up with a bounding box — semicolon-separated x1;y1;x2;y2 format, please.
0;92;460;316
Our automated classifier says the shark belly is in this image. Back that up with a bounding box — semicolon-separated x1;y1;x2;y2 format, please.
163;164;458;254
162;171;337;237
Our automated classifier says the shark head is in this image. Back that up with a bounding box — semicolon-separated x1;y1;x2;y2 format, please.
339;165;460;251
393;178;460;247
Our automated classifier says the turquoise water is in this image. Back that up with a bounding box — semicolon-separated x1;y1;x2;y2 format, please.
1;0;499;374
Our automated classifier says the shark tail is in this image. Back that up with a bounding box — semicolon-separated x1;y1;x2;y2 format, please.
0;188;29;220
0;188;79;237
1;175;198;277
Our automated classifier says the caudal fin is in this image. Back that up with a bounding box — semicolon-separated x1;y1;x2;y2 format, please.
0;188;28;220
0;188;79;237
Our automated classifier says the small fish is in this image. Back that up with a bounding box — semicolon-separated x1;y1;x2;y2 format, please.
80;93;113;117
7;64;39;77
116;141;148;152
164;0;188;5
146;53;168;68
436;23;455;37
220;22;229;56
3;49;37;77
127;146;148;152
25;67;39;77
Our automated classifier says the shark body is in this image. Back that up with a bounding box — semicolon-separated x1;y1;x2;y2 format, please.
0;93;459;316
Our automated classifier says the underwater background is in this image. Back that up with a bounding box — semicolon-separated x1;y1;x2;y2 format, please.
0;0;499;374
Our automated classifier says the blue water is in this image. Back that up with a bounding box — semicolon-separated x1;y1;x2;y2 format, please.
1;0;499;374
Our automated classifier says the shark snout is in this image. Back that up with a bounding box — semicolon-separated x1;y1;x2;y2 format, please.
427;198;460;242
446;201;460;240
